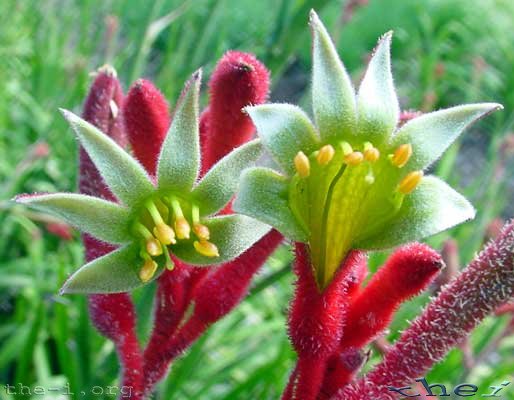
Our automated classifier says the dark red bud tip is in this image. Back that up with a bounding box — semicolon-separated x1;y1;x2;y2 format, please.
201;51;270;172
80;66;126;199
82;67;126;145
123;79;170;175
385;243;444;297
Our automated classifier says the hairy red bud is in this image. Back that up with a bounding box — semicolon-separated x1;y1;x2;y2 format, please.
201;51;269;173
123;79;170;175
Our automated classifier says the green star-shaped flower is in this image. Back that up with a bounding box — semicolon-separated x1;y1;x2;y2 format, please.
233;11;502;289
16;71;269;293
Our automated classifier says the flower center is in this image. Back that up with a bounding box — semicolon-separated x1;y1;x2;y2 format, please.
289;140;422;289
133;195;219;282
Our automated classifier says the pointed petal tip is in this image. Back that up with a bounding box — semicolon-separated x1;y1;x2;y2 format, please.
191;68;203;82
309;9;319;23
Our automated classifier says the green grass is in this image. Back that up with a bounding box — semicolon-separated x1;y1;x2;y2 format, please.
1;0;514;399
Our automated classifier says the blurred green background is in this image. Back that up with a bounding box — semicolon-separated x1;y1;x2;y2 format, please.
1;0;514;399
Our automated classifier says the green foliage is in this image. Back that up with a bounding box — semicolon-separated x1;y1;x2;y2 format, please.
1;0;514;398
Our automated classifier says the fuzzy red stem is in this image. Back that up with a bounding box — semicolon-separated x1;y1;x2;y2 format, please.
334;221;514;400
285;245;364;400
142;230;283;394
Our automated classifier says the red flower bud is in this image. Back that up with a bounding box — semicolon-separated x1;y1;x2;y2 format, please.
201;51;270;173
79;66;125;201
341;243;443;350
123;79;170;175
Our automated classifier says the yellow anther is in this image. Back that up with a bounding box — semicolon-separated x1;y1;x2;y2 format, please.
344;151;364;166
316;144;335;165
146;237;163;256
294;151;310;178
340;141;353;156
194;240;220;257
153;223;176;245
390;144;413;168
139;259;158;283
363;142;380;162
175;217;191;240
193;223;210;240
398;170;424;194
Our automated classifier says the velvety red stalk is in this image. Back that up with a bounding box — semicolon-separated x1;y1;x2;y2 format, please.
142;260;193;374
334;220;514;400
321;243;443;398
123;79;170;175
143;230;283;391
200;51;270;174
142;230;283;394
284;245;364;400
79;68;143;400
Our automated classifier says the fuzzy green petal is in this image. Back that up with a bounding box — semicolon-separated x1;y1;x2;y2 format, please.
310;10;356;141
233;167;308;242
158;71;201;193
391;103;503;171
357;32;399;140
16;193;131;244
60;109;154;207
246;104;319;175
60;244;157;294
356;176;475;250
172;214;271;265
192;139;263;216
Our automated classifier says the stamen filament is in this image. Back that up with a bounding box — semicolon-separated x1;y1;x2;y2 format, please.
135;222;154;240
163;247;175;270
146;200;165;225
340;141;353;156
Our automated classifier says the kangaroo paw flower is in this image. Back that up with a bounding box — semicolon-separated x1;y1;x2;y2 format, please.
234;11;501;290
16;71;269;294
